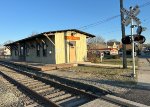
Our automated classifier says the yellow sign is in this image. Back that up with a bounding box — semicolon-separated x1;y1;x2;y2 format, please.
65;36;80;40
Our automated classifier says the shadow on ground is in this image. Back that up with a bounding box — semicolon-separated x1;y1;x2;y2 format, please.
58;75;150;105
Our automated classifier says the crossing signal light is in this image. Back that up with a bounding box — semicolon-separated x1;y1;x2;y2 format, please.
136;26;147;35
136;26;142;35
121;36;132;44
121;35;146;44
134;35;146;44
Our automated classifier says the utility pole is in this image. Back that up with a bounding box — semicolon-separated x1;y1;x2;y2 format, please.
120;0;127;68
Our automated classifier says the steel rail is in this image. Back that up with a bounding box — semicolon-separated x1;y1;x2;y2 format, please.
146;58;150;64
0;61;140;107
0;71;60;107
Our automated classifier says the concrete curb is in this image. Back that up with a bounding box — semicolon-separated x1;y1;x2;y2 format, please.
136;84;150;90
106;94;150;107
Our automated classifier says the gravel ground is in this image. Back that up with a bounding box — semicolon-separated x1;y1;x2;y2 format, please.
117;87;150;106
0;65;28;107
44;69;150;106
0;75;22;107
45;70;134;94
0;63;150;106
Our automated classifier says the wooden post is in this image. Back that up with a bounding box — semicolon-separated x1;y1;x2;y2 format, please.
43;33;55;46
120;0;127;68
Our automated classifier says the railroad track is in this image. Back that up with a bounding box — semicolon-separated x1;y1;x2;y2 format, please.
0;69;98;107
146;58;150;64
0;61;140;107
0;74;44;107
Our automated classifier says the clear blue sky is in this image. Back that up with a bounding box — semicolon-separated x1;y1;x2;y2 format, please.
0;0;150;44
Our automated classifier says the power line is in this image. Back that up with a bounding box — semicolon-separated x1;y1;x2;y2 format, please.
139;0;150;8
78;15;120;30
77;0;150;31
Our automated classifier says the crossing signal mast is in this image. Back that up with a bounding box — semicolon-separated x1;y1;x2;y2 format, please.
121;5;146;77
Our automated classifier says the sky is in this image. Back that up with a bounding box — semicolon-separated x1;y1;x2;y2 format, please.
0;0;150;44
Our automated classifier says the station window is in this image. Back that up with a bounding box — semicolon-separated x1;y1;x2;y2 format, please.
26;47;30;56
15;49;18;56
36;44;40;57
20;46;24;56
10;48;12;56
42;43;47;57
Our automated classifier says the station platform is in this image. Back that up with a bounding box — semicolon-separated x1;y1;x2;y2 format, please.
0;60;75;71
0;59;138;72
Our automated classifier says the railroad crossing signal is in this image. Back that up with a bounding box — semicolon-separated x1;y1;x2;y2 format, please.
121;5;145;78
121;35;146;44
121;5;146;45
121;5;141;26
136;26;147;35
134;35;146;44
121;36;132;44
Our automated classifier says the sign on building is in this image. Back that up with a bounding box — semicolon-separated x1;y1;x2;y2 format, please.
65;36;80;40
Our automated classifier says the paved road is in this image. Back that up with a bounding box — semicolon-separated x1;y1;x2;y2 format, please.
137;56;150;87
116;55;150;106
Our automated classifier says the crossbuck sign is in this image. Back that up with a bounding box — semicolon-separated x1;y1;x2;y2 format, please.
121;5;141;26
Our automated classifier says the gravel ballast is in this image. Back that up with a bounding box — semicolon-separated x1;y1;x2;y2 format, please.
0;62;150;106
44;69;150;106
0;76;21;107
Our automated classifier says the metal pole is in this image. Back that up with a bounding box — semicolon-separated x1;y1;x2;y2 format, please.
130;7;136;77
120;0;127;68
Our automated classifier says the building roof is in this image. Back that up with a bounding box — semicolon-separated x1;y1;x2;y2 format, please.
5;29;95;46
107;42;120;46
107;42;114;46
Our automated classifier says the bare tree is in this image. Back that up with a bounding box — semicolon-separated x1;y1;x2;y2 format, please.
87;36;105;44
0;44;3;48
87;36;106;49
28;32;39;37
107;39;118;43
3;40;14;45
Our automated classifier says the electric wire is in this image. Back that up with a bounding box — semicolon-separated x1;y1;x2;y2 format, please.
139;0;150;8
77;1;150;31
78;15;120;30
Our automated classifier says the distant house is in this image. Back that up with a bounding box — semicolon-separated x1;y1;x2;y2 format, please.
0;47;10;56
87;42;121;55
0;48;4;55
107;42;120;55
107;42;120;50
4;47;11;55
120;43;141;55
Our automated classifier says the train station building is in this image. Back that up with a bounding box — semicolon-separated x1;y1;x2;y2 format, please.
5;29;95;64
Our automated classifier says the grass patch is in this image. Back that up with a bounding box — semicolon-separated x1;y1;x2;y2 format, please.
63;66;136;84
100;57;138;66
88;55;138;66
70;66;131;75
